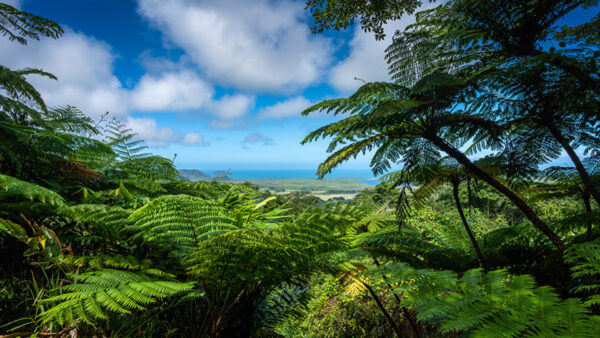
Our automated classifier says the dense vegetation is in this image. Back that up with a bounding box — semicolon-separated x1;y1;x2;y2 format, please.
1;0;600;337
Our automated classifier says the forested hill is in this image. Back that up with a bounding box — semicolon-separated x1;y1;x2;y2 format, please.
178;169;213;181
2;1;600;337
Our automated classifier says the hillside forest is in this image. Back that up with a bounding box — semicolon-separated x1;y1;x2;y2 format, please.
2;0;600;337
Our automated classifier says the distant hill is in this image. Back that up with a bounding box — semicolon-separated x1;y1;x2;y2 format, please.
211;170;231;180
178;169;212;181
178;169;233;181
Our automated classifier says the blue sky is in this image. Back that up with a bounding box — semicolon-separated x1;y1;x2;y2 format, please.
2;0;597;173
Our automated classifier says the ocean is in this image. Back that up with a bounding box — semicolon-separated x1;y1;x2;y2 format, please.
202;169;377;180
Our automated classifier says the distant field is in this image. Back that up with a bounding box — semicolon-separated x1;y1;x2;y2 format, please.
311;193;359;201
230;177;372;198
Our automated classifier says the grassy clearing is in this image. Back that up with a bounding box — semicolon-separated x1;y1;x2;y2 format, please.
230;177;371;194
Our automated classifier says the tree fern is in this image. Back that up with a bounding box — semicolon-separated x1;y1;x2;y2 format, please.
64;254;173;278
0;119;112;183
565;238;600;307
104;118;150;161
43;105;98;136
38;269;194;326
0;173;65;208
301;73;567;250
59;204;132;243
0;65;57;116
370;264;600;337
0;2;63;45
129;194;238;256
100;118;177;182
385;0;600;207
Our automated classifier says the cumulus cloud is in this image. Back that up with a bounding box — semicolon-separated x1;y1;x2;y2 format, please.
181;132;206;144
125;117;209;147
257;96;312;120
208;93;254;121
4;0;21;8
137;0;333;92
0;29;129;118
201;94;253;129
329;1;443;93
241;132;274;147
131;71;214;111
0;27;250;132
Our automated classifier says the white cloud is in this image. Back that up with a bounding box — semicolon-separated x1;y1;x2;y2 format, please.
208;94;254;120
206;94;254;129
329;1;443;93
4;0;21;8
241;132;274;146
257;96;312;120
131;71;214;111
125;117;209;147
181;132;207;145
0;29;129;118
0;27;242;132
137;0;333;92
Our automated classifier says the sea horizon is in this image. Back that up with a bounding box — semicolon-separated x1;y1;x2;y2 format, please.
188;168;379;180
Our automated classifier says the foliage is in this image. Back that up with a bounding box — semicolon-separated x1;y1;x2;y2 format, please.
306;0;423;40
39;269;194;327
372;265;600;337
565;239;600;307
3;0;600;337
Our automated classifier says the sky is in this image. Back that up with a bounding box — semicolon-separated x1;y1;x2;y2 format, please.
1;0;596;173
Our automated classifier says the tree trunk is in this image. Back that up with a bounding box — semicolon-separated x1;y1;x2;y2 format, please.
429;135;567;251
583;189;593;239
467;175;473;211
242;297;254;337
361;280;403;337
373;257;420;337
546;123;600;207
452;180;486;271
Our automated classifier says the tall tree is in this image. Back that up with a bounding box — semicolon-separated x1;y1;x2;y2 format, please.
386;157;494;270
301;75;567;250
386;0;600;205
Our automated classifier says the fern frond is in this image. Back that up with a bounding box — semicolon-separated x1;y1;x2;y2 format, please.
38;269;194;326
0;173;65;207
129;195;237;255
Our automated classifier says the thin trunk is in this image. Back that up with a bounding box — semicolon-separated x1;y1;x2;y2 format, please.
242;296;255;337
452;180;486;271
429;135;567;251
361;280;403;337
467;175;472;211
583;189;593;239
373;257;420;337
583;191;592;213
547;123;600;206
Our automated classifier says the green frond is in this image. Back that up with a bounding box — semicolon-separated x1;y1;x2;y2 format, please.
129;195;237;255
368;263;600;337
104;118;150;161
64;255;172;278
0;217;27;241
0;173;65;207
113;156;178;181
38;269;194;326
0;65;56;113
43;105;98;135
315;132;391;178
0;3;63;44
59;204;131;241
